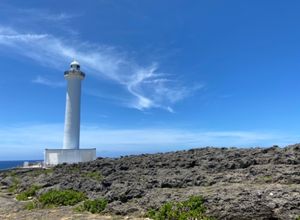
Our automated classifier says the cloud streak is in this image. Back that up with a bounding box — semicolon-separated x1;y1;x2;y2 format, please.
32;76;65;88
0;123;297;160
0;26;201;112
0;3;80;35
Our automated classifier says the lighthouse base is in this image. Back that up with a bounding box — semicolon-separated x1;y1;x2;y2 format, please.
44;148;96;167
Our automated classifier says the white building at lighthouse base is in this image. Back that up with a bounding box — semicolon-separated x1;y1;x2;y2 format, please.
44;148;96;166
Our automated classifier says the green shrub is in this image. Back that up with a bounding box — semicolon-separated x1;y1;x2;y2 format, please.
76;198;107;213
16;185;41;201
38;189;86;207
30;168;53;177
258;175;273;183
8;177;20;193
69;166;80;173
8;170;17;177
147;196;214;220
83;171;102;181
24;201;38;210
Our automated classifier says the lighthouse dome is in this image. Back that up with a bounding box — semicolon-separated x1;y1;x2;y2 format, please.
70;60;80;70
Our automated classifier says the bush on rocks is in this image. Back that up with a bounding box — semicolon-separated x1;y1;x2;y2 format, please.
8;176;20;193
24;201;38;210
147;196;214;220
38;189;86;207
16;185;41;201
83;171;102;181
75;198;108;213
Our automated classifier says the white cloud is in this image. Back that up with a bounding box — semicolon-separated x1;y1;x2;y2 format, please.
0;4;80;35
32;76;65;88
0;26;201;112
0;123;297;160
0;4;76;22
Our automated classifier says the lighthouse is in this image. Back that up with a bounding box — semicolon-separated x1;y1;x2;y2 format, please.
63;60;85;150
44;61;96;166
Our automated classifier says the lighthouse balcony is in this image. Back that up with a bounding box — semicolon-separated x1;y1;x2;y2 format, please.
64;70;85;78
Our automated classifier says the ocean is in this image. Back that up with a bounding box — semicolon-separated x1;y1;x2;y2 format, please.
0;160;42;170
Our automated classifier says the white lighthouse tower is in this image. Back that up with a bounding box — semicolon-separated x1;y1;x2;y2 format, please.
44;61;96;166
63;60;85;150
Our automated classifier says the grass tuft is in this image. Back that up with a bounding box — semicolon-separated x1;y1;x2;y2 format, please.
82;171;102;181
75;198;107;213
24;201;38;210
8;177;20;193
16;185;41;201
146;196;214;220
38;189;87;207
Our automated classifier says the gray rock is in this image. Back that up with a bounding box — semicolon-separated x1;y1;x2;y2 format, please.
2;144;300;219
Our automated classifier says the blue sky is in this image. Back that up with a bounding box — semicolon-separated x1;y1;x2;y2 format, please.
1;0;300;160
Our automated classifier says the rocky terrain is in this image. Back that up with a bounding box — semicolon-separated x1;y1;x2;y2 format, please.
1;144;300;219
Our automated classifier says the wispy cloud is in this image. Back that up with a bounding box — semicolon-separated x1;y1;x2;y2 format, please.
0;123;297;160
0;3;80;35
15;8;76;22
32;76;64;88
24;10;75;22
0;26;202;112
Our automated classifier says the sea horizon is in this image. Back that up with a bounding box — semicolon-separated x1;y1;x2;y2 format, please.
0;160;43;170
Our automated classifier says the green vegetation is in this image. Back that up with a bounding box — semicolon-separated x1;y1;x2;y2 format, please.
75;198;107;213
30;168;53;177
16;185;41;201
147;196;214;220
53;164;102;181
24;201;38;210
68;166;102;181
8;170;17;177
20;187;108;213
61;164;81;173
8;177;20;193
22;189;87;210
82;171;102;181
258;175;273;183
69;166;80;173
38;189;87;207
262;175;273;182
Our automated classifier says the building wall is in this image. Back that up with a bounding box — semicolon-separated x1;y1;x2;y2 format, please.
44;149;96;166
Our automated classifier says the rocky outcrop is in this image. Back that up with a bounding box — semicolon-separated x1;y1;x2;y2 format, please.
1;144;300;219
